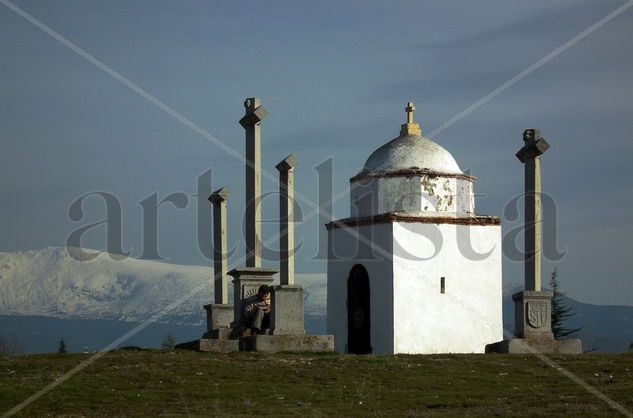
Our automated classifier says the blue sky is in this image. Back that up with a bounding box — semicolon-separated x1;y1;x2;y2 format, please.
1;0;632;305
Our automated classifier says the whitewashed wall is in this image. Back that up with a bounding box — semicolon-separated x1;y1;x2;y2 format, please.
392;222;502;354
327;223;394;354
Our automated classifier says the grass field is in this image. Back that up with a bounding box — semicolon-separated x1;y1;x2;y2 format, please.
1;350;632;417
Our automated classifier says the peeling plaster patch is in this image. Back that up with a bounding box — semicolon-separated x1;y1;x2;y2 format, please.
421;177;436;196
351;172;474;217
436;196;443;210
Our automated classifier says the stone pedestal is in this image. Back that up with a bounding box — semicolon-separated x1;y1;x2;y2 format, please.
486;290;582;354
176;338;239;353
228;267;277;328
486;338;582;354
240;335;334;353
513;291;554;340
270;285;305;335
202;303;234;339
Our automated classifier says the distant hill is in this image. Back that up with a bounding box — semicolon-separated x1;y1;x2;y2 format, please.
0;248;630;353
0;314;328;355
0;315;200;354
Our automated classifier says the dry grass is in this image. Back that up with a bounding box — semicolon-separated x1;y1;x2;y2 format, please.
1;350;632;417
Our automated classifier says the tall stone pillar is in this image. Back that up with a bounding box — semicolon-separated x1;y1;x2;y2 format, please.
486;129;581;354
517;129;549;292
270;154;304;335
203;187;234;340
209;187;230;304
276;154;297;286
232;98;279;333
524;157;542;291
239;98;268;268
514;129;551;339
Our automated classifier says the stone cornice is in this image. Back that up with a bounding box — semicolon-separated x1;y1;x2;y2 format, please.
325;212;500;230
350;168;476;183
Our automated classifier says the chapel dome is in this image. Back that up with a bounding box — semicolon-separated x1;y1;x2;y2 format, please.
349;103;474;218
360;102;463;176
363;134;462;175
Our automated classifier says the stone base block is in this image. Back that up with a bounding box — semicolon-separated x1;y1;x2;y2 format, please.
270;285;305;335
513;291;554;339
240;335;334;353
202;327;232;340
204;303;234;333
176;338;240;353
199;338;240;353
486;338;583;354
228;268;277;328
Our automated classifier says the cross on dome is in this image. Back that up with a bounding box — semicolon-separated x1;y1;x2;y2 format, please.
406;102;415;124
400;101;421;136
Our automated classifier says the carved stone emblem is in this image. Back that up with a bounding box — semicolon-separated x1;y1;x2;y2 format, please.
527;300;548;328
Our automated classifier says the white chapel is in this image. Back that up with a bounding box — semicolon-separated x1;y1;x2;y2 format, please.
326;103;503;355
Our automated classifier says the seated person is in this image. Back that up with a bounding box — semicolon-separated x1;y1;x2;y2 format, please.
242;285;271;336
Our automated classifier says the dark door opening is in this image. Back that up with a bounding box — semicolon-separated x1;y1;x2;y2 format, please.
347;264;371;354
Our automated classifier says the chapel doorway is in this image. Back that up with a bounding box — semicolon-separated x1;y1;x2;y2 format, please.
347;264;371;354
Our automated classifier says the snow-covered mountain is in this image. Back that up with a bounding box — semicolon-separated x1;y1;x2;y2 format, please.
0;247;326;325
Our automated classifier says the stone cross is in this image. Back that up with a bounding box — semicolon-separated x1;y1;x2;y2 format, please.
209;187;230;304
239;98;268;268
487;129;581;353
401;101;422;136
516;129;550;291
406;102;415;124
276;154;298;286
